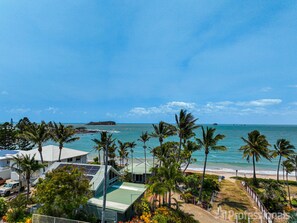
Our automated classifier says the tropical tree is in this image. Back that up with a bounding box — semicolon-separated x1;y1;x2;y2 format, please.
92;131;114;223
12;154;44;202
182;140;200;173
271;139;295;181
19;121;51;171
150;121;174;166
283;159;295;208
117;140;128;167
138;132;150;183
35;165;91;219
0;122;16;150
197;126;226;201
239;130;271;185
15;117;34;151
127;141;137;182
175;109;198;163
51;122;80;162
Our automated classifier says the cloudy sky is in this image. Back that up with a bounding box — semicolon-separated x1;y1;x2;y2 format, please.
0;1;297;124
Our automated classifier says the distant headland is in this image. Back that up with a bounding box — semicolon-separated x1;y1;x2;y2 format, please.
86;121;116;125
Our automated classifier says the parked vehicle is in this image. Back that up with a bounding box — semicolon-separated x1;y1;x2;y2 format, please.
0;181;25;196
0;177;6;185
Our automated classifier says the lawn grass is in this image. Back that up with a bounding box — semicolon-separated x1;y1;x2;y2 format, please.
211;180;259;221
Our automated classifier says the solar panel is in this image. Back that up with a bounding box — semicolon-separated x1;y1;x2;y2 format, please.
56;164;100;177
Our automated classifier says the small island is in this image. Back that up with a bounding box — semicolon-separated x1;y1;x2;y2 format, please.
86;121;116;125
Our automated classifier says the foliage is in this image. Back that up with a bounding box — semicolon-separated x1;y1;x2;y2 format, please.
0;197;8;218
134;198;151;216
35;165;92;219
15;117;34;151
288;211;297;223
151;207;199;223
239;130;271;185
292;199;297;207
0;122;16;150
6;194;27;223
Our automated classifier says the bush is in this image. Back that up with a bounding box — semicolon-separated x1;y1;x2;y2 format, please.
6;194;28;223
0;197;8;217
292;199;297;208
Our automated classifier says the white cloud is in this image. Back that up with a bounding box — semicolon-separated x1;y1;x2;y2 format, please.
129;101;197;116
8;108;31;114
236;99;282;107
288;85;297;88
45;107;59;114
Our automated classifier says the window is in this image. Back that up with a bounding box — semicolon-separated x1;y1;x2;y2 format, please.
75;157;81;162
67;158;73;162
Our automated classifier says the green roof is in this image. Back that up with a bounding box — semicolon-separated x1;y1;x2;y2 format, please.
88;182;147;213
126;161;153;174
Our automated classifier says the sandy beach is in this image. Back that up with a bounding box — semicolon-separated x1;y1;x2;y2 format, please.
185;168;297;181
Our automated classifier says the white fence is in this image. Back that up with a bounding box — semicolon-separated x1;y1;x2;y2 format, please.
242;182;273;223
32;214;89;223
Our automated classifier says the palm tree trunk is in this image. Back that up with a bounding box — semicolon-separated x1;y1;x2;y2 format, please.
168;190;172;208
98;150;101;164
177;137;182;163
26;176;30;204
58;143;63;162
183;158;191;174
38;144;45;172
144;147;147;183
295;168;297;181
102;145;108;223
287;172;292;208
277;156;282;181
131;152;134;182
252;154;257;185
199;152;208;201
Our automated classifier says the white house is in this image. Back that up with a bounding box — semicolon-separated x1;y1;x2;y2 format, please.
0;150;18;179
17;145;89;166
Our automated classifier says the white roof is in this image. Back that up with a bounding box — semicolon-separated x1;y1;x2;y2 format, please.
17;145;89;162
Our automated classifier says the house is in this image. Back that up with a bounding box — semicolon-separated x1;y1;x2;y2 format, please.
126;160;153;183
0;150;18;179
17;145;89;167
46;162;147;222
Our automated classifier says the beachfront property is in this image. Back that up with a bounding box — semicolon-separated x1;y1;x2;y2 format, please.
0;150;19;179
46;162;147;222
16;145;89;166
126;160;153;183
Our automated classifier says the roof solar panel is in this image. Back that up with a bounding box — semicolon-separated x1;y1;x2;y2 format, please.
56;163;100;176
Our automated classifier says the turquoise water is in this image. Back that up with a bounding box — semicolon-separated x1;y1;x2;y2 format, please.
54;124;297;173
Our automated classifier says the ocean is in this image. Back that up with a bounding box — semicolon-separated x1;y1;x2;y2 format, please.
54;124;297;175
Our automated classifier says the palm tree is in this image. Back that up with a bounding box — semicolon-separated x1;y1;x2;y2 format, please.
117;140;128;167
19;121;51;171
283;159;295;208
239;130;271;185
175;109;198;163
287;155;297;181
182;140;201;173
12;154;44;202
272;139;295;181
97;131;114;223
138;132;150;183
150;121;174;166
127;141;137;182
93;139;103;164
51;122;80;162
197;126;226;201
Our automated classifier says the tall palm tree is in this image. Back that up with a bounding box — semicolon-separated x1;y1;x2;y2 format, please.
51;122;80;162
117;140;128;167
272;139;295;181
175;109;198;163
12;154;44;202
97;131;114;223
127;141;137;182
239;130;271;185
93;139;103;164
283;159;295;208
197;126;226;201
150;121;174;166
182;140;201;173
19;121;51;171
138;132;150;183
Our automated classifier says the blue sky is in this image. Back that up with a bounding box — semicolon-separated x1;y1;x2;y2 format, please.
0;1;297;124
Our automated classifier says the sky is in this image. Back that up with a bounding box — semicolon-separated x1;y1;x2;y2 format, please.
0;0;297;124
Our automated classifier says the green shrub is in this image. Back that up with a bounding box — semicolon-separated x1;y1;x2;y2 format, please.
6;194;27;223
292;199;297;207
0;197;8;218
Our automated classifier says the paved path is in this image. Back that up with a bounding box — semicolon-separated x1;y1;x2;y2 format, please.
180;203;232;223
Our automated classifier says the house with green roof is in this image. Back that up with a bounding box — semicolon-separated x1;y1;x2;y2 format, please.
46;162;147;222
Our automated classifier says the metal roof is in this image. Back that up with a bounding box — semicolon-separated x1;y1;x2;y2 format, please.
17;145;89;162
88;182;146;213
